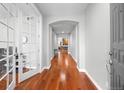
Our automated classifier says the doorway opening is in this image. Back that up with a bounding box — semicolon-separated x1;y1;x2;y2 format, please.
49;20;79;66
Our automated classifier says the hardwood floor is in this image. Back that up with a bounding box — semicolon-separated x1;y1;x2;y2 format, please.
15;49;97;90
0;76;7;90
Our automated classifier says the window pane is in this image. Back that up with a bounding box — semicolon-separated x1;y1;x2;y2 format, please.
0;59;7;78
0;4;8;24
22;53;30;73
8;16;15;29
8;43;14;55
9;57;13;70
0;23;7;42
9;70;13;85
22;44;30;53
8;28;14;42
0;43;7;59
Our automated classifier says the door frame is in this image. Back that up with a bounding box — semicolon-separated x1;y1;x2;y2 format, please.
48;20;79;66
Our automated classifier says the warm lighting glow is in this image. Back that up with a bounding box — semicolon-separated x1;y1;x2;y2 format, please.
60;71;66;81
58;51;61;64
65;58;69;67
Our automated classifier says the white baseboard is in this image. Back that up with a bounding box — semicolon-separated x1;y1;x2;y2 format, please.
46;65;51;69
79;69;102;90
79;69;86;72
40;66;49;73
40;56;54;73
68;52;78;65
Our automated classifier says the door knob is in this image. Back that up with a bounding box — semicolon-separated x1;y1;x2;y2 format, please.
106;64;112;74
109;51;113;56
109;59;113;65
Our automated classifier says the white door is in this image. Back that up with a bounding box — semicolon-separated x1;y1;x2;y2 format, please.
0;3;17;90
18;4;41;82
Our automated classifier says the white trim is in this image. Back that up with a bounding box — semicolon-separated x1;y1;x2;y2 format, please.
47;55;54;69
40;66;48;73
40;65;51;73
40;55;54;73
50;55;54;61
68;52;77;62
79;69;102;90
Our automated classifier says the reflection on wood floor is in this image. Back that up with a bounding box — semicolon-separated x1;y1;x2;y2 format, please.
0;76;7;90
15;49;97;90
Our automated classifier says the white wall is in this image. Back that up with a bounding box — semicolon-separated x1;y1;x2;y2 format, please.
70;27;76;60
42;16;48;68
85;4;110;89
42;15;85;68
56;33;69;39
51;31;57;56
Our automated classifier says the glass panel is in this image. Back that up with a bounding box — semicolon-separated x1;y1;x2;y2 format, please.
0;23;7;42
22;44;30;53
8;43;14;55
22;22;30;33
30;52;36;61
30;61;37;70
29;43;35;52
0;4;8;24
8;17;15;29
23;44;35;53
22;53;30;73
22;52;37;73
31;33;36;44
21;16;38;75
9;70;13;85
0;75;7;90
8;28;14;43
0;43;7;59
23;66;30;73
9;57;13;70
3;4;16;17
0;59;7;78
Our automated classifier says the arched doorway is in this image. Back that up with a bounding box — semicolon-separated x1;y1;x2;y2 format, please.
49;20;79;66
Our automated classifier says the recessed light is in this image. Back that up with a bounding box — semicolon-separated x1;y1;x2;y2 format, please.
62;31;64;33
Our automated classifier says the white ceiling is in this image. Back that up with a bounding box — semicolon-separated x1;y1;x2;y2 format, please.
35;3;88;34
51;21;77;34
35;3;88;17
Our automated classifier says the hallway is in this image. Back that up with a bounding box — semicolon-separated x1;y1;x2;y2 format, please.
0;3;113;90
15;48;97;90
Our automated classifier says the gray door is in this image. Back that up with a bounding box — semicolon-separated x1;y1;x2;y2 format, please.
110;3;124;89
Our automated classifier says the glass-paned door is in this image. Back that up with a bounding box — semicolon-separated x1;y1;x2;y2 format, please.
19;14;40;82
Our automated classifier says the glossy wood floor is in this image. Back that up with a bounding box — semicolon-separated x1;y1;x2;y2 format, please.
15;49;97;90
